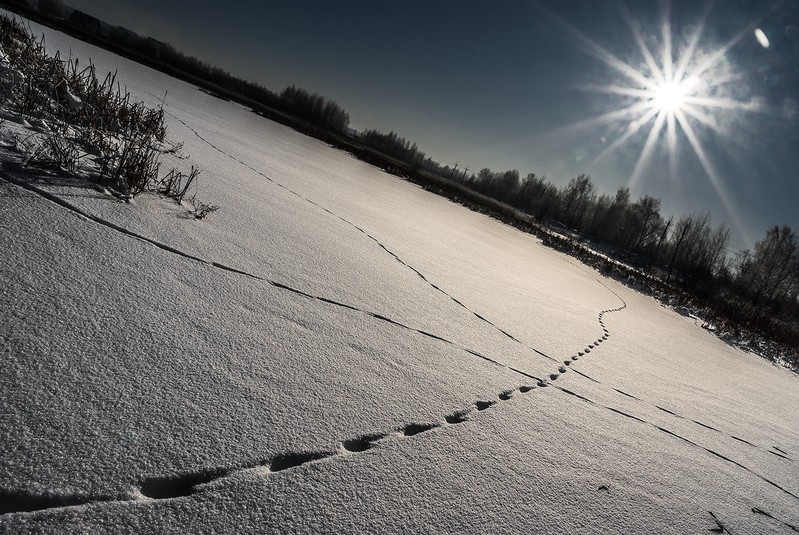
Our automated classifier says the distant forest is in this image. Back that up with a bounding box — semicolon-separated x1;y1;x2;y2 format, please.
4;0;798;365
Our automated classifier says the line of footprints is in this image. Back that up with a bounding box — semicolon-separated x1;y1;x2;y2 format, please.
0;305;623;516
552;307;619;380
137;307;624;502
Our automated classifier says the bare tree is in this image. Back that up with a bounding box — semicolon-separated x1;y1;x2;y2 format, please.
737;225;799;307
560;174;595;229
624;195;664;253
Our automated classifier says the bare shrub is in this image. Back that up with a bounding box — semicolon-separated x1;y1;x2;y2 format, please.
158;165;199;203
191;196;220;219
23;123;86;173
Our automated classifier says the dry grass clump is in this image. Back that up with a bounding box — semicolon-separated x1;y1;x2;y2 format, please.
0;14;217;217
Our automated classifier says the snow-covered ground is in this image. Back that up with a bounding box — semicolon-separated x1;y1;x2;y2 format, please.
1;16;798;534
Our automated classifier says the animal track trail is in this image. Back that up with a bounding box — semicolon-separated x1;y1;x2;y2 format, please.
5;151;602;432
10;110;782;519
555;267;797;466
0;377;549;517
12;114;570;492
165;105;625;366
168;113;643;407
170;109;629;384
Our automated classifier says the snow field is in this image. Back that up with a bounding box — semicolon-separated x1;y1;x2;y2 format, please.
1;14;797;533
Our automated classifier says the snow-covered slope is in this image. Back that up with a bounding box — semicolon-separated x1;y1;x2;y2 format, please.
1;16;797;534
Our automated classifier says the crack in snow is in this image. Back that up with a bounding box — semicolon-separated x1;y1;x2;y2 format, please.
552;386;799;502
164;109;566;365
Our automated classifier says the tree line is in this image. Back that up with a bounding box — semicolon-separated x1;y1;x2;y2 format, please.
455;167;799;314
9;0;352;133
359;130;426;167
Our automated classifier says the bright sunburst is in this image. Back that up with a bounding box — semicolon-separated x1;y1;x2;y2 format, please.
651;81;690;112
541;1;779;244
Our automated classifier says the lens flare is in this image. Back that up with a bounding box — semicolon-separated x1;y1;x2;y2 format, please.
754;28;770;48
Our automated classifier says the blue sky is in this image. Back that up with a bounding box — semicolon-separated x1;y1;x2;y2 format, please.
67;0;799;249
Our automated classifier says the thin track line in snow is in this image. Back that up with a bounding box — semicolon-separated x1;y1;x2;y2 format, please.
553;386;799;503
0;173;534;382
163;108;570;366
167;109;633;392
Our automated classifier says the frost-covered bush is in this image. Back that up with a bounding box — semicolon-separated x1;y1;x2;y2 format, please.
0;14;216;216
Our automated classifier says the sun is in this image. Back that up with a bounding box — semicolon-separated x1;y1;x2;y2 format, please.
536;1;777;245
648;74;701;114
651;81;688;112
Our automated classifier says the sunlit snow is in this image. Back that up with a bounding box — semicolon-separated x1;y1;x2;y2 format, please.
1;16;797;534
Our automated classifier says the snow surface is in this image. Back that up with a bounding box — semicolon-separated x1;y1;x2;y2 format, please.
1;15;798;534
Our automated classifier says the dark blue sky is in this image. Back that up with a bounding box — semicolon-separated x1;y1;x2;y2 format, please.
68;0;799;249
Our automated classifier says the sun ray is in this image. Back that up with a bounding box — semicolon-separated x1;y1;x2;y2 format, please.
480;99;654;156
680;103;726;136
660;0;673;83
519;100;655;145
682;95;761;112
532;3;658;90
672;3;711;83
681;104;757;153
620;2;667;86
628;110;667;190
666;110;678;180
592;105;661;164
674;109;751;244
578;83;652;99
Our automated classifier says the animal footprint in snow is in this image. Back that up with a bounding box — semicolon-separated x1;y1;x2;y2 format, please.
270;451;334;472
445;411;471;424
475;400;496;411
403;423;438;436
341;433;387;453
